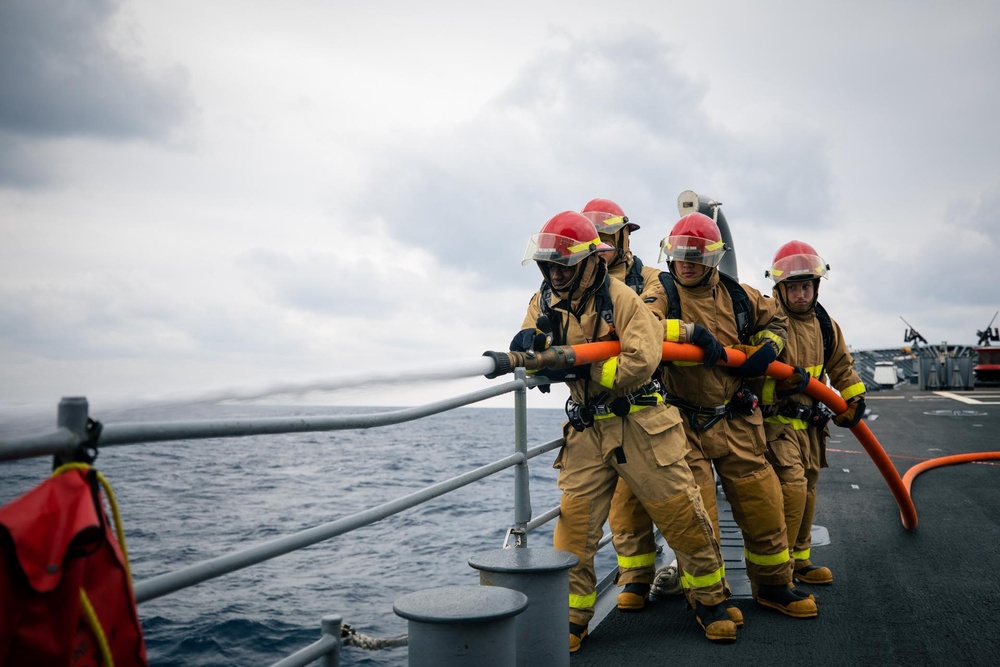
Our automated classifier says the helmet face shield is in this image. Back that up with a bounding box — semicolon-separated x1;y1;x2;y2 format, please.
658;234;726;268
522;232;611;266
582;210;628;234
768;253;829;283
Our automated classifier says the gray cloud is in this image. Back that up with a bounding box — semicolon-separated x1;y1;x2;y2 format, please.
236;248;381;317
346;30;832;284
0;0;193;186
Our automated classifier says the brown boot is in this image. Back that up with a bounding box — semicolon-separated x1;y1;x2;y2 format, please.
617;583;651;611
754;584;818;618
794;564;834;585
727;605;745;627
695;602;737;642
569;622;588;653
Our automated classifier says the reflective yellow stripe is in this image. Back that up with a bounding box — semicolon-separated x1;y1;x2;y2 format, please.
841;383;866;401
805;363;823;378
752;330;784;354
680;565;726;589
599;357;618;388
617;551;656;569
567;237;602;254
791;547;811;561
761;377;777;404
705;238;724;252
764;415;808;430
671;360;699;367
592;395;662;420
569;590;597;610
664;319;683;342
744;547;790;566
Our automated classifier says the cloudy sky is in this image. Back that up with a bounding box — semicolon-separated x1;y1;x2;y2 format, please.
2;0;998;416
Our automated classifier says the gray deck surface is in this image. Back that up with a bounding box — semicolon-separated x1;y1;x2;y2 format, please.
571;386;1000;666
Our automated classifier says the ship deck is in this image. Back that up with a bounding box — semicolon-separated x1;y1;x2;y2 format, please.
571;385;1000;666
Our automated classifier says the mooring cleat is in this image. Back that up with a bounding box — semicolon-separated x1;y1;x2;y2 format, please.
794;563;834;585
617;582;651;611
754;583;819;618
695;602;738;642
569;622;588;653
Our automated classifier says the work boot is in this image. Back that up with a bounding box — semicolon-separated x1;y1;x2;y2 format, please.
754;583;818;618
788;583;817;601
727;605;745;627
617;583;651;611
569;622;588;653
695;602;737;642
794;563;834;585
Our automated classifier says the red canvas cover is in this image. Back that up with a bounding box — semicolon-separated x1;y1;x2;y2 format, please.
0;467;148;666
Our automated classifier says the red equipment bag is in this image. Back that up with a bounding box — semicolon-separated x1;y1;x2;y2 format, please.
0;463;148;666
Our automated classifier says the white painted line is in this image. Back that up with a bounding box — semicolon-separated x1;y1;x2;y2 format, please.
934;391;1000;405
934;391;978;404
851;484;860;490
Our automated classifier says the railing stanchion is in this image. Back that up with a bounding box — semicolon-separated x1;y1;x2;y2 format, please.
320;615;341;667
512;368;531;546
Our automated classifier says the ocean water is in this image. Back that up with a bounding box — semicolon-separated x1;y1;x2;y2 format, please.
1;403;618;666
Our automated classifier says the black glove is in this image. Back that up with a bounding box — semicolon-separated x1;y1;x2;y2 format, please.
689;323;728;368
510;328;549;353
833;396;866;428
776;365;810;398
510;316;556;392
730;342;777;378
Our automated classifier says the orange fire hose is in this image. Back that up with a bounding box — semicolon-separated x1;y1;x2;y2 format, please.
901;452;1000;495
486;340;920;529
660;342;919;529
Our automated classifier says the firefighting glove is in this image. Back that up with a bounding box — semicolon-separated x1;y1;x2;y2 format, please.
776;365;810;398
689;324;728;369
509;327;549;353
730;342;777;378
833;396;866;428
509;316;556;392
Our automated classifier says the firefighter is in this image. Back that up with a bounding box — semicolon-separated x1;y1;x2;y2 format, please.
761;240;866;586
579;197;662;612
581;198;741;628
513;210;736;651
655;212;818;618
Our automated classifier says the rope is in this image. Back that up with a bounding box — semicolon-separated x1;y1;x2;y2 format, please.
79;588;115;666
651;560;682;597
341;624;408;650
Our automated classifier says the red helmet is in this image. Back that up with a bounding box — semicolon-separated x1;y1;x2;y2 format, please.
522;211;612;266
580;198;640;233
658;212;727;268
766;240;829;283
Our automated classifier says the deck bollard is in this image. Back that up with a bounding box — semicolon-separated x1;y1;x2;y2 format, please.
393;585;528;667
468;548;578;667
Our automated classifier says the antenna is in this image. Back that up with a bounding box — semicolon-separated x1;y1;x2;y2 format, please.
976;311;999;346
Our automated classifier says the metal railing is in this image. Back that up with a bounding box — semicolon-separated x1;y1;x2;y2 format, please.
0;369;595;666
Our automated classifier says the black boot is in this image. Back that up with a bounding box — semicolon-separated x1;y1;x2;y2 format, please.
755;584;818;618
569;622;588;653
695;602;737;642
617;582;651;611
